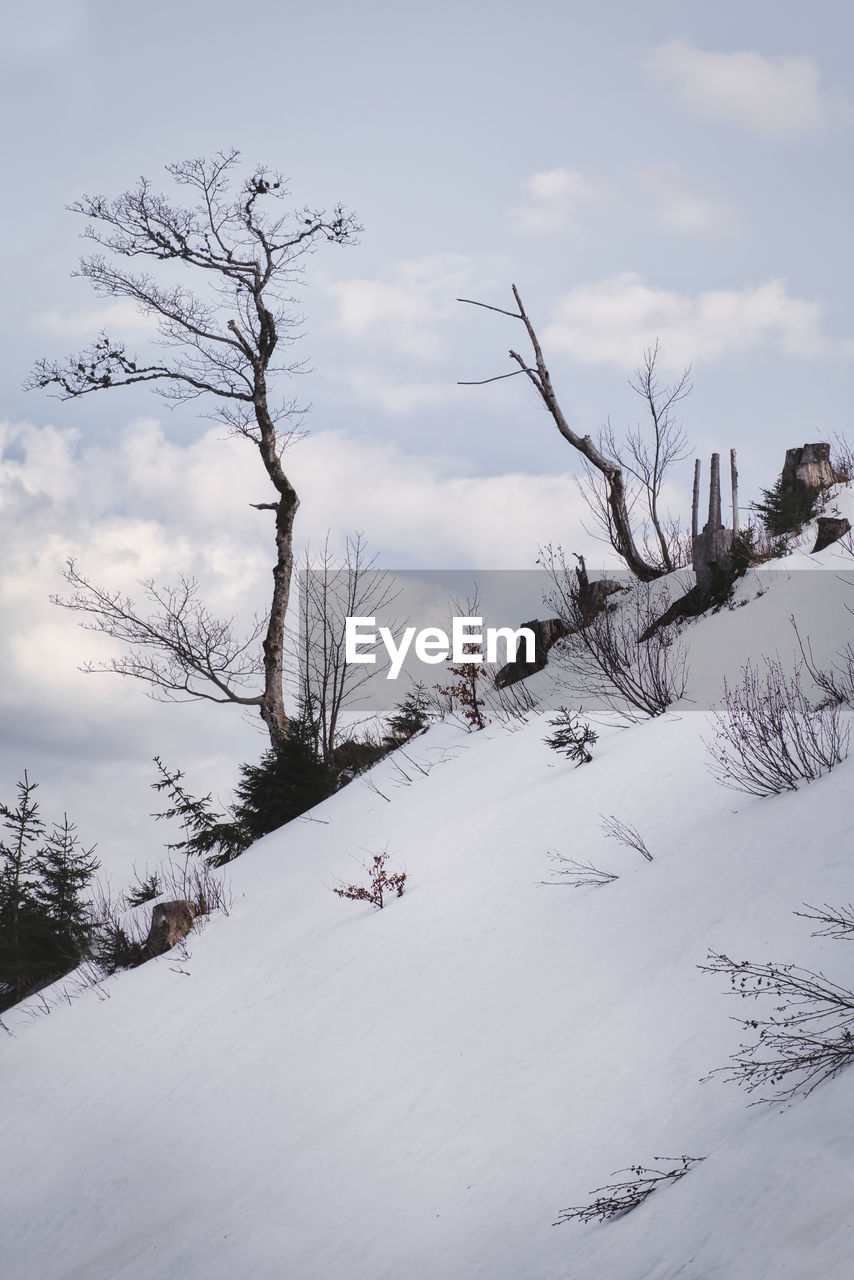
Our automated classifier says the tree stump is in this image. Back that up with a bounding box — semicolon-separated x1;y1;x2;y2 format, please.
782;443;834;494
812;516;851;553
143;900;196;958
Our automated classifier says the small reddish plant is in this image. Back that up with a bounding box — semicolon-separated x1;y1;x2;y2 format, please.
331;848;406;910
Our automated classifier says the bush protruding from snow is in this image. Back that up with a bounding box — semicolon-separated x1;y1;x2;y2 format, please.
705;658;849;796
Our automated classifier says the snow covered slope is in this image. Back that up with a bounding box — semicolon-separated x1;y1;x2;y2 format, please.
3;525;854;1280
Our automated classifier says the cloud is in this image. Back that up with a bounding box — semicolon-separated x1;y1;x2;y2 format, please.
630;164;738;235
648;41;828;138
543;273;841;369
511;168;599;234
32;300;159;340
326;254;473;361
333;370;464;416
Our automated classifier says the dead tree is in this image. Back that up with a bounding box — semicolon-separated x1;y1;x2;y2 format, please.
27;151;360;751
295;534;400;763
692;452;734;596
458;287;681;581
583;342;691;572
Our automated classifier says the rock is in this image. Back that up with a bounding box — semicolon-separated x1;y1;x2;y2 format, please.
144;900;196;958
812;516;851;553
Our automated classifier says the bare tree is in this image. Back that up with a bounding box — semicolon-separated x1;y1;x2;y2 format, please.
579;342;691;572
295;534;400;763
458;286;682;581
27;151;360;750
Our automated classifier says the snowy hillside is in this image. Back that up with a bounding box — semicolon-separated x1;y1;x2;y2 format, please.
3;516;854;1280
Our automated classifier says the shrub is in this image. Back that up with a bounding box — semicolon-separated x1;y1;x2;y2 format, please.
600;814;653;862
554;1155;704;1225
331;848;406;910
549;573;688;722
705;658;849;796
436;661;490;730
539;851;618;889
702;936;854;1102
544;708;598;764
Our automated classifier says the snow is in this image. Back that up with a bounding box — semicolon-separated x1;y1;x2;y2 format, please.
3;509;854;1280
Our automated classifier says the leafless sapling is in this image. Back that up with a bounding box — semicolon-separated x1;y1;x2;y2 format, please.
294;533;401;763
331;848;406;910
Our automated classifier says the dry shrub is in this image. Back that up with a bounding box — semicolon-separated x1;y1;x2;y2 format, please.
547;568;688;721
705;658;849;796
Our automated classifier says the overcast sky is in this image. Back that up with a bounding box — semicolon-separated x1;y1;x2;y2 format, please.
2;0;853;878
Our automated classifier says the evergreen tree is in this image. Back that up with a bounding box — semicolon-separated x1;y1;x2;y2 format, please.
754;473;821;541
544;708;598;765
151;709;338;868
229;718;338;850
0;773;44;1007
0;778;98;1011
30;817;99;980
383;683;432;749
150;757;246;865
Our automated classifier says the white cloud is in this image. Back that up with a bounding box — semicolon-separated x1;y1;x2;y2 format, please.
289;430;597;569
648;41;828;138
631;163;738;235
512;168;599;234
334;370;464;416
543;273;842;369
32;300;158;340
326;254;473;361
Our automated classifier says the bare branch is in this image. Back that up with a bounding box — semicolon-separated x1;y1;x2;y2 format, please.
459;286;672;581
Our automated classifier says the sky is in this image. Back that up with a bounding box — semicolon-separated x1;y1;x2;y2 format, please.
1;0;853;876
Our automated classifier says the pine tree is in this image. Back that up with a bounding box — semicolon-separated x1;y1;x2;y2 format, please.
0;773;44;1007
30;817;99;980
0;779;99;1010
383;683;432;749
754;472;821;541
229;718;338;850
544;708;598;765
151;709;338;868
150;757;246;865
